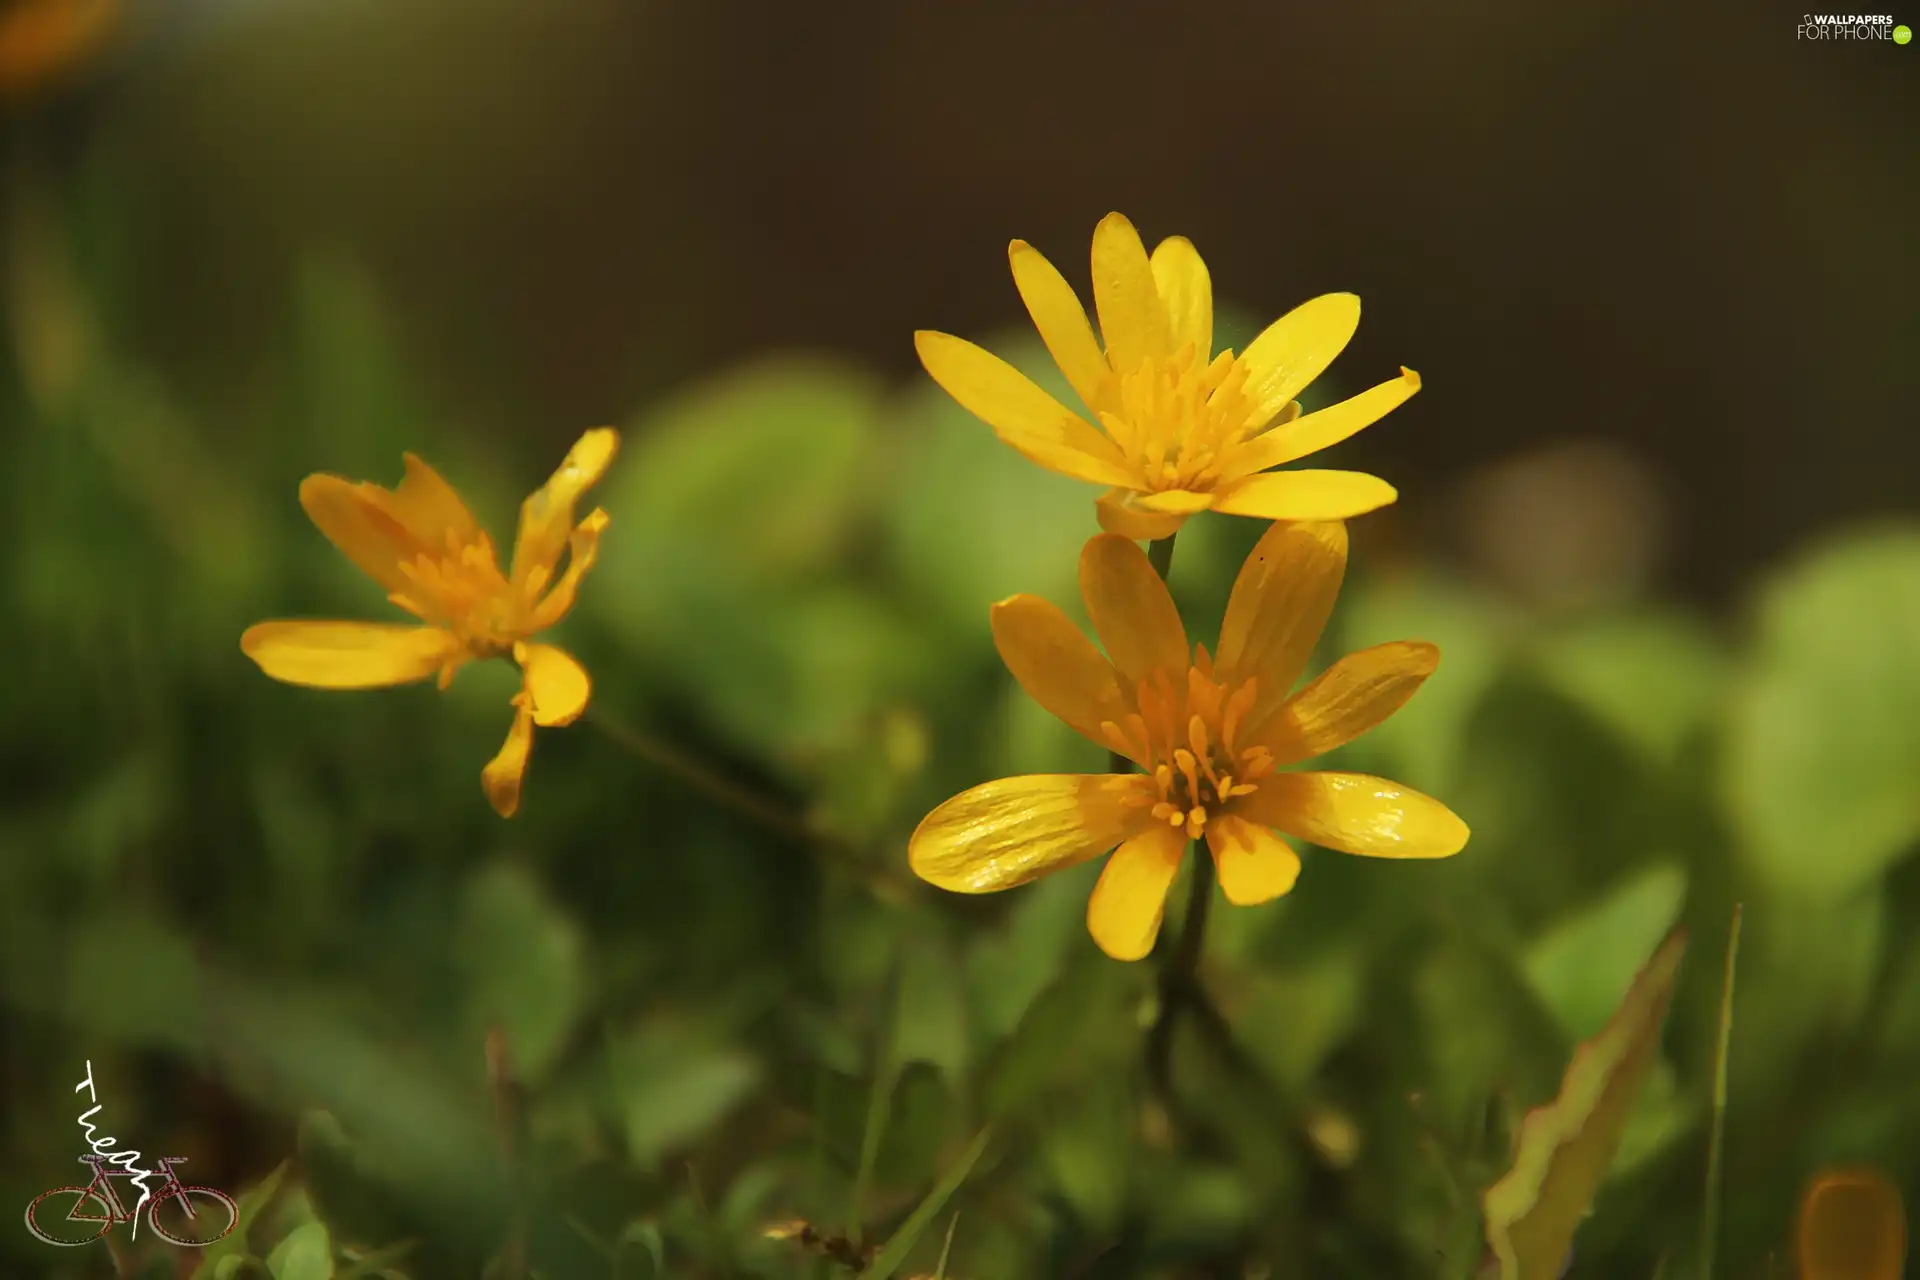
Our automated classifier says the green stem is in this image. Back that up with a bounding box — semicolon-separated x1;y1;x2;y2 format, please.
1700;903;1743;1280
1146;840;1213;1103
587;709;912;895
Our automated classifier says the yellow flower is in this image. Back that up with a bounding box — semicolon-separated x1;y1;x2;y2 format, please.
909;520;1467;960
241;429;619;818
914;212;1420;541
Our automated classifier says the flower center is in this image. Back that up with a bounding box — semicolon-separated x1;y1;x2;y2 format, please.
1101;344;1260;495
388;528;525;657
1100;654;1274;839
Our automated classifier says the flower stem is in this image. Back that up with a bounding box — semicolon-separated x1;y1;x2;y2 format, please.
1145;840;1214;1104
586;709;914;896
1146;532;1177;580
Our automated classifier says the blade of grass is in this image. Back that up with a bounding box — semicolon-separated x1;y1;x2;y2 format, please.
932;1212;961;1279
1699;903;1743;1280
858;1129;992;1280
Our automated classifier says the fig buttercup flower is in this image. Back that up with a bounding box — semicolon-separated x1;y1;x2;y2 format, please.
241;429;619;818
909;520;1467;960
915;212;1420;541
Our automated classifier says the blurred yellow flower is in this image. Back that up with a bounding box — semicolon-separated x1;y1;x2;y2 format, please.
0;0;119;100
915;212;1420;541
1798;1167;1907;1280
242;429;618;818
909;521;1467;960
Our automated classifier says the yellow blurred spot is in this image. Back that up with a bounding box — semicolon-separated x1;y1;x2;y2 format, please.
1798;1167;1907;1280
1306;1107;1362;1169
0;0;120;100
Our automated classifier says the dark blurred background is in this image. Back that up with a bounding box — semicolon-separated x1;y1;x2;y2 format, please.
14;0;1917;599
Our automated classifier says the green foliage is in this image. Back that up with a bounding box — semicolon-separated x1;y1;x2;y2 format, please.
1725;525;1920;902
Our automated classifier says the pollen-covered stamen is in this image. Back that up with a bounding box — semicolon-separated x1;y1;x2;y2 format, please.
1117;658;1274;840
1106;345;1265;494
389;531;525;656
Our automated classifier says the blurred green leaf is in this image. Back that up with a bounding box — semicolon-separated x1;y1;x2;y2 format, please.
267;1221;335;1280
1731;889;1886;1100
1232;949;1364;1090
979;950;1143;1122
882;331;1100;640
607;355;882;584
1527;610;1729;766
193;1160;291;1279
1338;571;1516;795
297;1112;410;1253
1522;863;1687;1040
607;1024;760;1167
455;861;586;1083
1724;524;1920;900
1483;930;1688;1280
965;862;1100;1045
1036;1074;1132;1238
64;908;200;1052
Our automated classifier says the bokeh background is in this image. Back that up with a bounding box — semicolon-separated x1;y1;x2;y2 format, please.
3;0;1917;1276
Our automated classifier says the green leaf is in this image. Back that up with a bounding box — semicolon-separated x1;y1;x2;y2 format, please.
606;355;882;585
1527;610;1729;765
192;1160;291;1278
1724;524;1920;900
267;1221;335;1280
857;1127;992;1280
607;1025;761;1167
1522;863;1688;1040
454;861;586;1083
1336;571;1516;795
1483;930;1689;1280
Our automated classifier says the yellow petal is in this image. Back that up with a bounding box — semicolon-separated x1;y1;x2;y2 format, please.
1205;815;1302;906
390;452;483;548
1255;640;1440;766
1212;470;1398;522
511;428;620;592
515;640;591;727
241;620;461;689
914;331;1138;486
1086;823;1188;961
1149;236;1213;364
989;595;1133;751
1243;771;1469;859
1095;488;1190;541
1134;488;1215;515
1797;1168;1907;1280
298;474;423;596
909;774;1147;893
1079;534;1188;688
1089;212;1172;373
482;695;536;818
1216;520;1347;713
527;508;610;631
1236;293;1361;428
1218;368;1422;483
1009;239;1110;413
